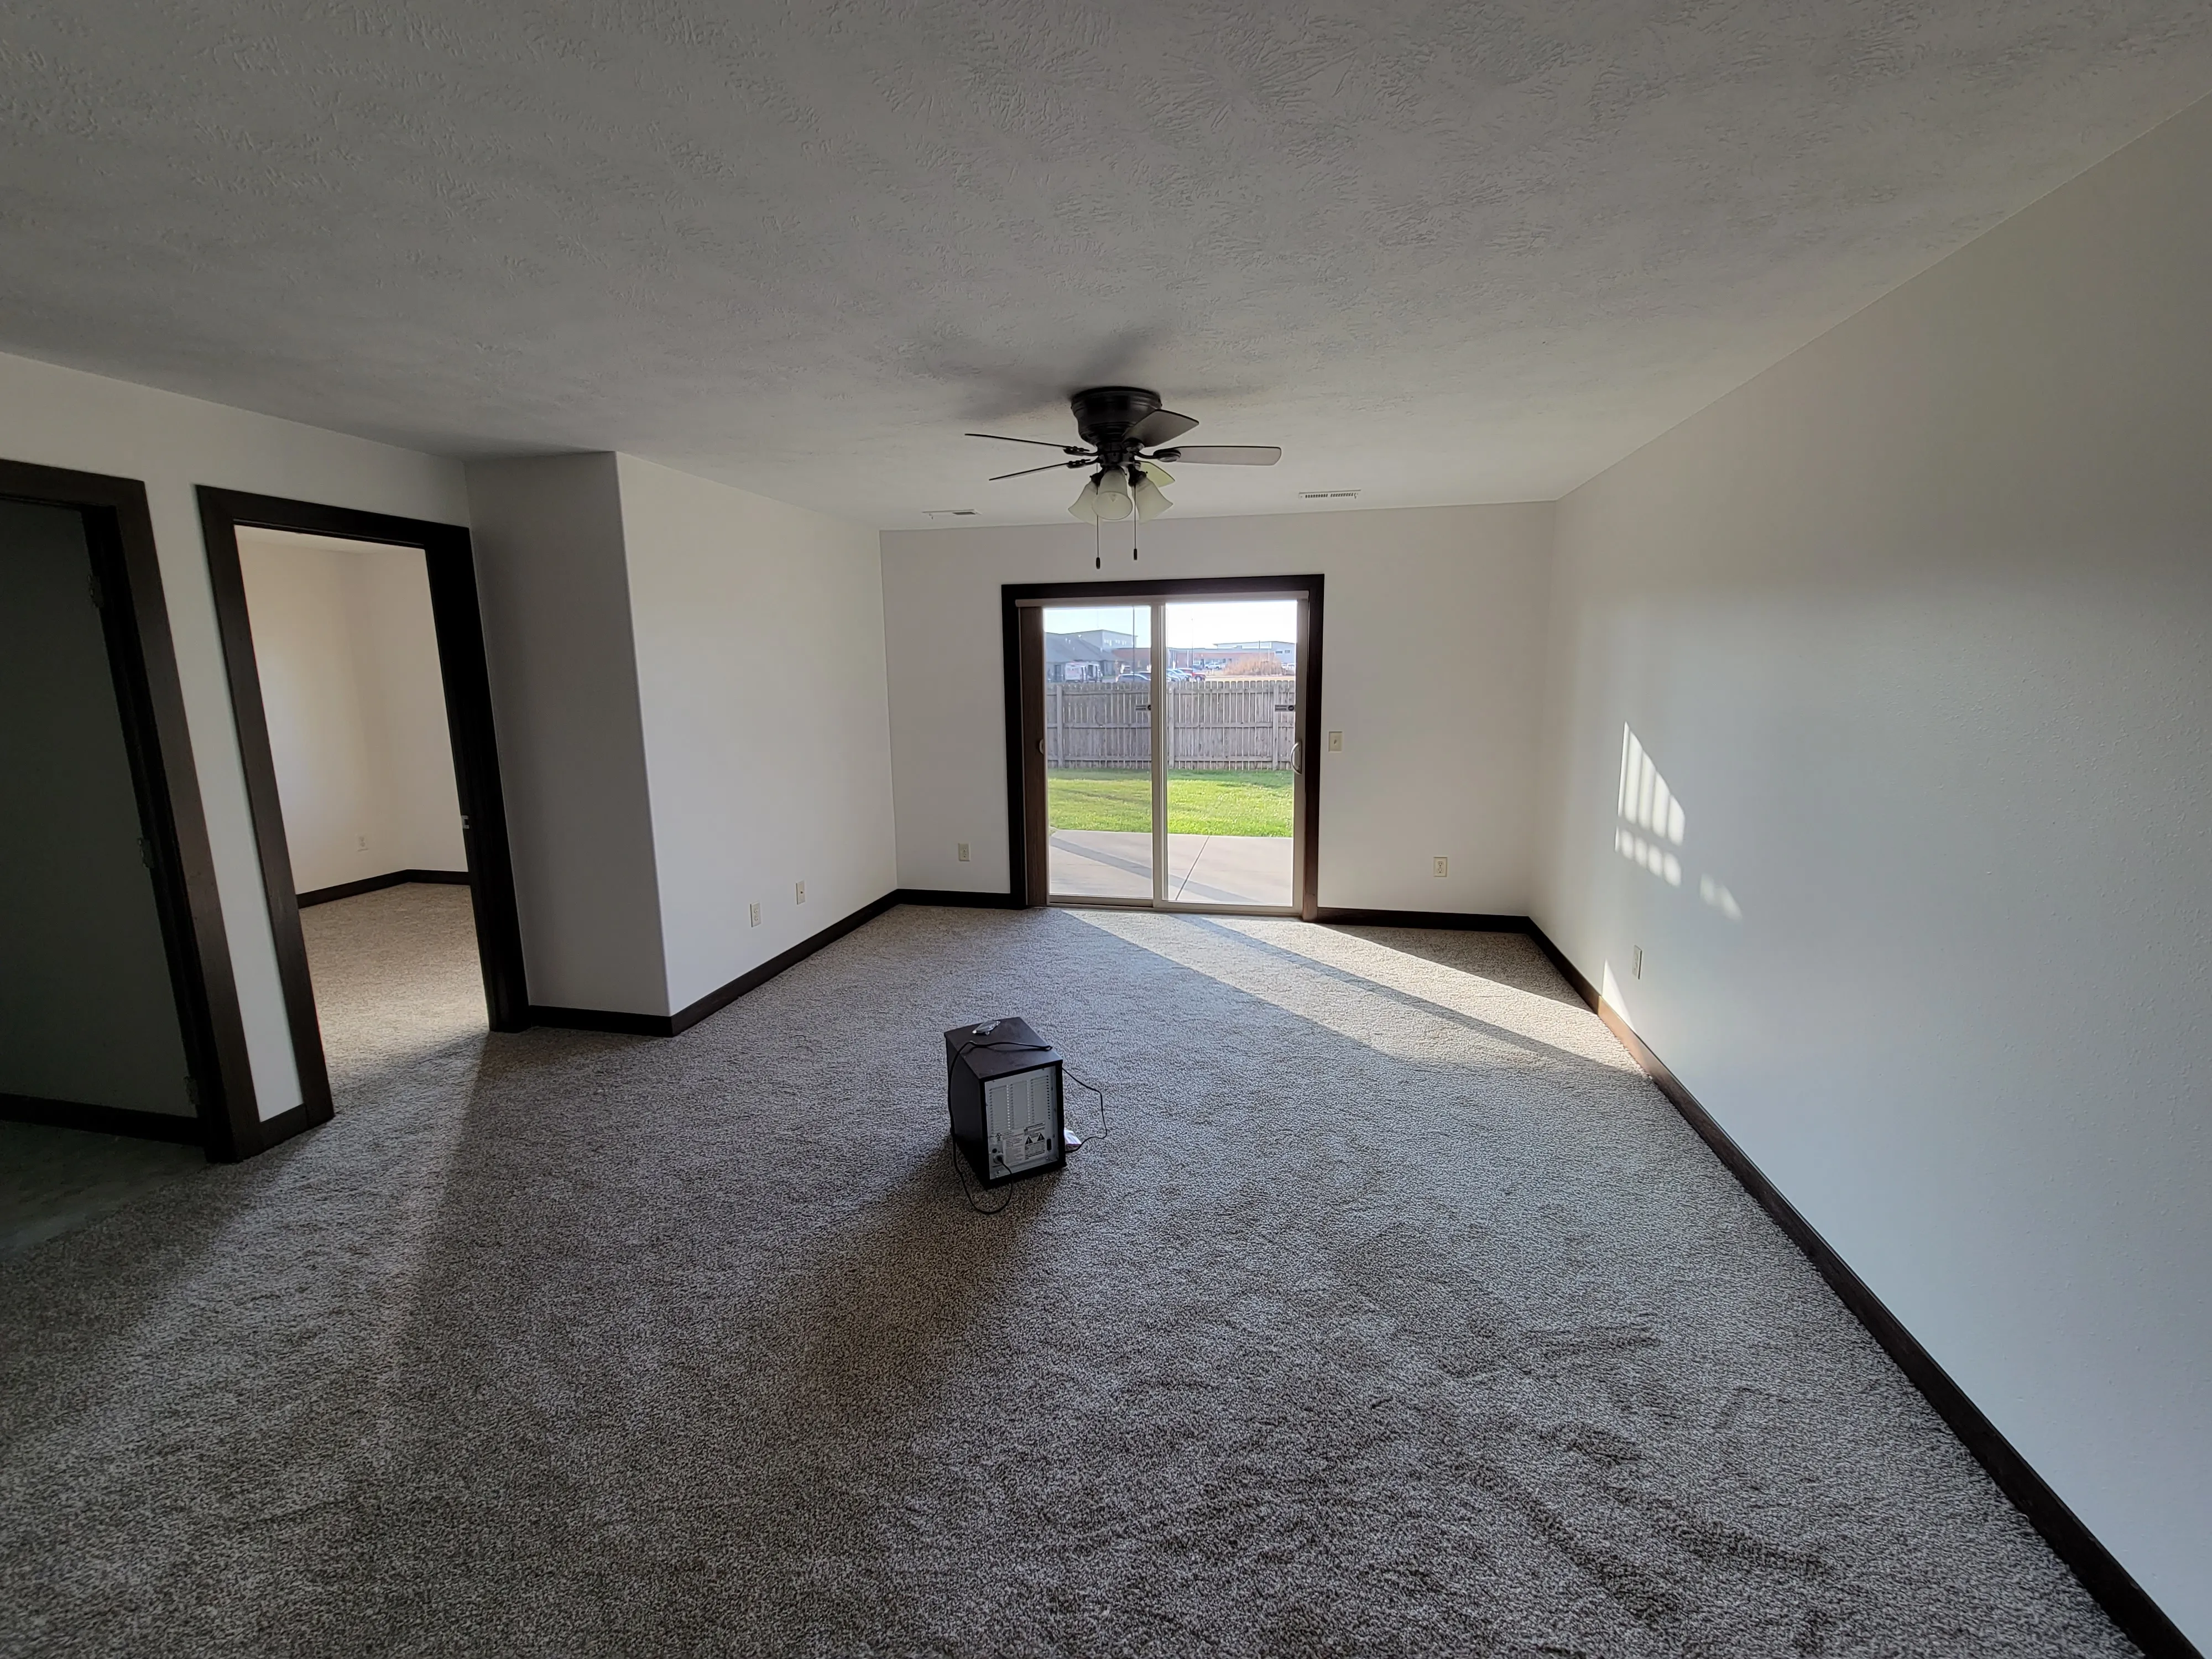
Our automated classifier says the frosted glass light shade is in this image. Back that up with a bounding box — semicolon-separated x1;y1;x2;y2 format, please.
1092;471;1134;521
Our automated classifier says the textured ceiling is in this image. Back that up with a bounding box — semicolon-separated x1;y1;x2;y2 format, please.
3;3;2210;528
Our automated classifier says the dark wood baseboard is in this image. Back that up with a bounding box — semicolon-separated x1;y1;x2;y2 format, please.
0;1092;205;1145
893;887;1022;909
297;869;470;908
530;891;905;1040
1313;906;1529;931
526;1004;672;1037
1515;919;2194;1659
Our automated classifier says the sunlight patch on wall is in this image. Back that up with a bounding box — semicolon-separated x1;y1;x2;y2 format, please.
1615;725;1684;886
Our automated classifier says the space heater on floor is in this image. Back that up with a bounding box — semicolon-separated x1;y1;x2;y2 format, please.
945;1018;1066;1186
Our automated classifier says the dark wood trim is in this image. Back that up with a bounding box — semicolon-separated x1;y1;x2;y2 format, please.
195;489;533;1150
0;459;258;1160
895;888;1024;909
1000;585;1031;904
1297;580;1324;920
247;1100;317;1155
531;891;903;1039
297;869;470;908
664;891;898;1035
1018;606;1048;905
1314;906;1528;931
525;1004;674;1038
1001;574;1325;915
1516;919;2195;1659
1;1092;205;1145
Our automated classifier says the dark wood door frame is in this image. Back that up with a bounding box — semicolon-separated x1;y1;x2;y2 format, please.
0;459;262;1159
196;489;530;1149
1001;574;1324;919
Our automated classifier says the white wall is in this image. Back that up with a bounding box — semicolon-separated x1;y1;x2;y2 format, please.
466;453;667;1015
236;529;463;894
0;350;469;1121
617;455;896;1013
881;505;1554;913
1535;96;2212;1641
467;452;896;1018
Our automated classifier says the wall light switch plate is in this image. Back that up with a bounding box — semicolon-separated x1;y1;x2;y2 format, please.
1633;945;1644;979
1433;856;1448;878
1328;731;1343;752
957;842;970;862
749;902;761;927
795;880;806;905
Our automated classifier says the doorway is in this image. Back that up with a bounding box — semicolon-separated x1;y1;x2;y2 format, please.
0;460;258;1161
197;489;526;1135
1005;575;1323;917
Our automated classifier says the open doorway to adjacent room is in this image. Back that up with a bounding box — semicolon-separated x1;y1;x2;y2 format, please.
198;491;526;1132
1;458;268;1228
1007;575;1322;918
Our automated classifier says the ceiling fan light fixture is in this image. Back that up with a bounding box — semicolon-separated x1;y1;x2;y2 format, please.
1091;469;1135;521
1131;472;1172;521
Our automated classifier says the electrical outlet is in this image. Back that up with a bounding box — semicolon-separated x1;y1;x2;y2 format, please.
749;902;761;927
1433;856;1448;878
957;842;970;863
1632;945;1644;979
357;834;368;851
795;880;806;905
1328;731;1343;752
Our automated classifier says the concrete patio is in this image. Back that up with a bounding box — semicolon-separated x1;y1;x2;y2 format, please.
1046;828;1293;908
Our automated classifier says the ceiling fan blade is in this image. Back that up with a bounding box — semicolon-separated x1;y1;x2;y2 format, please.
989;459;1084;482
1164;446;1282;466
1130;409;1199;447
967;432;1085;452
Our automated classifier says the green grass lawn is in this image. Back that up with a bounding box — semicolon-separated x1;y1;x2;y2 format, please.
1048;768;1292;837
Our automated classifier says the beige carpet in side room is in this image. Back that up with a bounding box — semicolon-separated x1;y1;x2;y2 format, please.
0;883;2135;1657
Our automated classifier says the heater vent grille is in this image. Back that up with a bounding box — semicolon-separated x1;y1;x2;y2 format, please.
985;1067;1060;1175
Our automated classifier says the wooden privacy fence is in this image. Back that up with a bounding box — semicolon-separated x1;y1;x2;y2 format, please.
1045;678;1296;769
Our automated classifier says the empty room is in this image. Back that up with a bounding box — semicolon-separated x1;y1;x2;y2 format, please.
1;6;2206;1656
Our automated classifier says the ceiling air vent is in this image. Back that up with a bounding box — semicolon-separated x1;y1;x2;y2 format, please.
1299;489;1359;500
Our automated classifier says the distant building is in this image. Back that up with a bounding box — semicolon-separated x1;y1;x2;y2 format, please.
1045;628;1133;682
1047;630;1293;680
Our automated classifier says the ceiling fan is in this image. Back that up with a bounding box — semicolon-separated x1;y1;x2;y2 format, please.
968;387;1281;523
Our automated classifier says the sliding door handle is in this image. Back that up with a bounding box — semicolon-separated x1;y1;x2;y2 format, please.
1292;740;1303;774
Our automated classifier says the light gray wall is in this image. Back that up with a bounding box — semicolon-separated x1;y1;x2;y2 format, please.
237;530;465;894
880;504;1554;913
0;501;192;1116
466;453;667;1015
1534;95;2212;1640
615;456;896;1013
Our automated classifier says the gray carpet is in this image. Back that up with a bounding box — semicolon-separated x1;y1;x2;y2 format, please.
0;885;2132;1657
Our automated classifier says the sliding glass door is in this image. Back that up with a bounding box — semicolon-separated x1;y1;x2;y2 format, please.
1042;602;1154;900
1039;592;1305;914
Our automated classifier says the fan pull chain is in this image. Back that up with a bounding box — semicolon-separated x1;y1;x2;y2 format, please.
1094;517;1101;570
